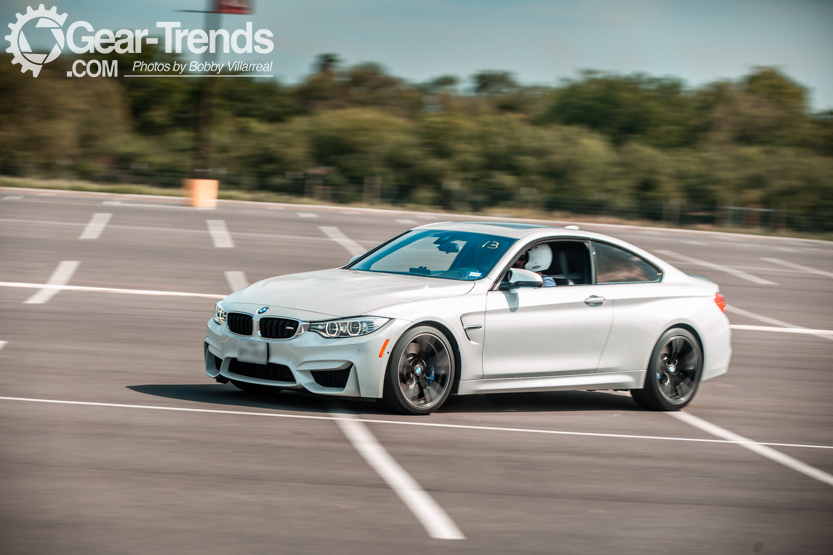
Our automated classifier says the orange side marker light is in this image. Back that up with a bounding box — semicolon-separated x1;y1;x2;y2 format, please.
378;339;390;358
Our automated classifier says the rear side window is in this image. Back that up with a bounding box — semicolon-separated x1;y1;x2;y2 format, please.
593;242;661;284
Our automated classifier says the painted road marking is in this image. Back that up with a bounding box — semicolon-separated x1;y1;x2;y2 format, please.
395;219;417;224
0;218;339;244
0;396;830;451
78;213;112;240
207;220;234;248
319;226;365;257
727;304;833;342
679;240;706;246
0;341;6;353
656;250;777;285
225;271;249;293
24;261;80;304
761;257;833;279
3;281;223;300
297;212;318;218
102;200;122;205
669;411;833;487
335;413;465;540
731;324;833;336
3;195;23;200
7;186;833;247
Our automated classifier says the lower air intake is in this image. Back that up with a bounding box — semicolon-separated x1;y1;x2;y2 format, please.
229;359;294;383
312;368;351;389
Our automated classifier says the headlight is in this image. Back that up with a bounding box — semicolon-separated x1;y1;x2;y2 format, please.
213;304;227;325
309;317;389;338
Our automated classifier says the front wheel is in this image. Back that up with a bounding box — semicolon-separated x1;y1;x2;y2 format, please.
382;326;456;415
631;328;702;411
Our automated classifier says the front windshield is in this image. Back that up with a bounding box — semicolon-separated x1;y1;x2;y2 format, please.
349;229;516;281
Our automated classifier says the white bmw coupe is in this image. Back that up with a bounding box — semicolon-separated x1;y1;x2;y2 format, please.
204;222;731;414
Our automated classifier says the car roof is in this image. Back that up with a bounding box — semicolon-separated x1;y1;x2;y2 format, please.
413;220;687;280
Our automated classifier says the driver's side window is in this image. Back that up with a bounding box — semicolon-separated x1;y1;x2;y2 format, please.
507;240;592;287
542;241;592;286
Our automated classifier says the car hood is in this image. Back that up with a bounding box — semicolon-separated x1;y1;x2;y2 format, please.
227;268;475;318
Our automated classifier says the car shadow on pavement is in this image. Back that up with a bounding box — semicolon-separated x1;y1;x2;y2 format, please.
127;384;352;414
127;384;641;415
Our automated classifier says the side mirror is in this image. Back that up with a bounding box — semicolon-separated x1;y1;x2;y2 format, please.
499;268;543;290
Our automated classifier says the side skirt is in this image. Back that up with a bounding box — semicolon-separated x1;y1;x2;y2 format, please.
457;370;646;395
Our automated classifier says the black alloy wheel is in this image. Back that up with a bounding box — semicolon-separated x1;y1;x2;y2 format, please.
383;326;455;415
632;328;702;411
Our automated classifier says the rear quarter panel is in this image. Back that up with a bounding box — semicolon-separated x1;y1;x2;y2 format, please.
595;282;731;382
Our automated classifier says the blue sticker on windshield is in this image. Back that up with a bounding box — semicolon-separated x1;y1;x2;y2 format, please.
468;271;482;278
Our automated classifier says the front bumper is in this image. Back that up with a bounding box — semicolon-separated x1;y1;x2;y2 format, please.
204;317;410;398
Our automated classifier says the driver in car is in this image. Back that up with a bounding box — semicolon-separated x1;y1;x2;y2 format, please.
512;245;556;287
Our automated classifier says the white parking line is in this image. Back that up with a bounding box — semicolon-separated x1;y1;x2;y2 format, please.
2;281;223;300
726;304;833;342
78;213;112;240
0;396;831;450
102;200;122;205
731;324;833;336
678;240;706;246
319;226;366;257
669;411;833;487
207;220;234;248
297;212;318;218
761;258;833;279
0;218;336;244
656;250;777;285
335;414;465;540
225;271;248;293
395;219;417;224
0;341;6;353
3;195;23;200
24;261;79;304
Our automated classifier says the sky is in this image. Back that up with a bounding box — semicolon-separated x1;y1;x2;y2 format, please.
4;0;832;110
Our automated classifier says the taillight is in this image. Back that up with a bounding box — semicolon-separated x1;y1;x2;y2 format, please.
714;292;726;313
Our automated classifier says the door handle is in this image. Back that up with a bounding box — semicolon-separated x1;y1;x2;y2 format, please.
584;295;606;307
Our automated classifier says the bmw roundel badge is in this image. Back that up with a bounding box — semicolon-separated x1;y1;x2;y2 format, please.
258;307;269;314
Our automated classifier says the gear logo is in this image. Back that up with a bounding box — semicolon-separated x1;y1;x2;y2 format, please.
5;5;67;77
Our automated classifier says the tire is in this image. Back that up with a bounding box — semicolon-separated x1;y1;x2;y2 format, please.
230;380;282;395
382;325;456;415
631;328;702;411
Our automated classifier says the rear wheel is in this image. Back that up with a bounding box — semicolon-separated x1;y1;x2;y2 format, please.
230;380;282;395
632;328;702;411
382;326;455;415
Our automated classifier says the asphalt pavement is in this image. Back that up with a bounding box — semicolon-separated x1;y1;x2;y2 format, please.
1;188;831;554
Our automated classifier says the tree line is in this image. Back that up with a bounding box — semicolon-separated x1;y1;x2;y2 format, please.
1;50;831;230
